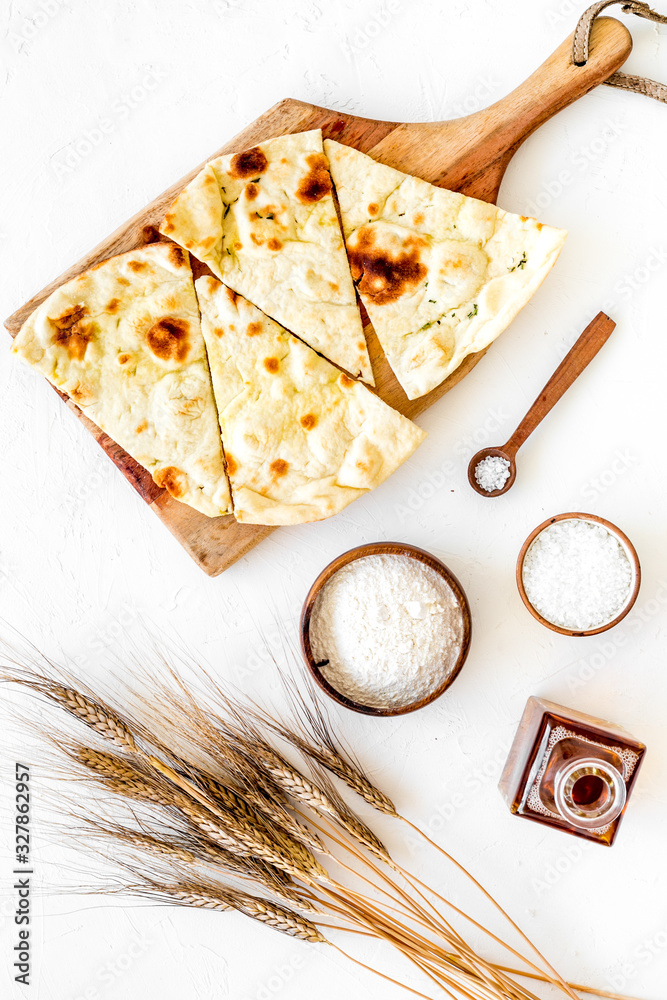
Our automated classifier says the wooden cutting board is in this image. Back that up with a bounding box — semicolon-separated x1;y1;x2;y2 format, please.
4;17;632;576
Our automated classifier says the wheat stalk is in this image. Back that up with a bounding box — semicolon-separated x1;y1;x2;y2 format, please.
81;818;316;913
8;670;327;886
9;675;139;751
66;743;327;887
176;761;323;853
243;669;398;816
163;781;326;883
129;877;327;943
231;732;390;861
136;680;327;853
70;746;167;804
62;754;323;916
2;656;642;1000
244;674;581;999
304;745;397;816
115;667;327;855
171;666;396;857
153;681;389;863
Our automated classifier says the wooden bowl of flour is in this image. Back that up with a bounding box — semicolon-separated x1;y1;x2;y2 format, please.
300;542;472;717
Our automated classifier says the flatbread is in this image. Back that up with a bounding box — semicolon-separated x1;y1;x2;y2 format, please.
195;276;426;525
324;139;568;400
12;243;232;518
159;129;373;384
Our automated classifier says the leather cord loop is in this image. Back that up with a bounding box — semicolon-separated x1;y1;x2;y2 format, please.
574;0;667;103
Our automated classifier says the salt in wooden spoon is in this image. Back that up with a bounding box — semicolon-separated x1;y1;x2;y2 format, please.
468;311;616;497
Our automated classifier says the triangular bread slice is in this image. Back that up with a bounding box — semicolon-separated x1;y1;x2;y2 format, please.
195;276;425;525
324;139;567;400
160;129;373;385
12;243;232;518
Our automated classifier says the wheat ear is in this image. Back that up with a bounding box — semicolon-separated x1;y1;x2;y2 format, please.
245;673;398;816
246;738;389;860
68;744;326;885
15;673;327;886
62;766;314;910
155;780;326;884
82;820;315;912
7;674;139;752
135;680;326;853
70;746;167;804
207;773;323;853
191;683;391;860
174;762;323;854
130;877;327;943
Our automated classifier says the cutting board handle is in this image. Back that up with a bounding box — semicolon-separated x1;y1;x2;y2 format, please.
482;16;633;165
369;16;633;201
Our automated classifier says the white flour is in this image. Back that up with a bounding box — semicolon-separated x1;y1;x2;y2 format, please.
310;554;464;709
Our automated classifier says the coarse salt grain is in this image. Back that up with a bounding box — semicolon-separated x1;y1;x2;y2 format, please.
522;519;633;631
309;554;464;709
475;455;510;492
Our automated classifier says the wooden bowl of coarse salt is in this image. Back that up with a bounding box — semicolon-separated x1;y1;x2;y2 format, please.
516;512;641;637
300;542;472;717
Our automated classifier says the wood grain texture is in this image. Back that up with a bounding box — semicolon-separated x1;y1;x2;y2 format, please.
4;17;632;575
466;311;617;497
503;311;616;456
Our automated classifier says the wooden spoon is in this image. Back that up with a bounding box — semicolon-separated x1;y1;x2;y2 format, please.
468;311;616;497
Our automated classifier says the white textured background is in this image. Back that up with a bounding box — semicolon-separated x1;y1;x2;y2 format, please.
1;1;667;998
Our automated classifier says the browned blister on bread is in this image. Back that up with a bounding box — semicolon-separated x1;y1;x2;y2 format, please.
12;244;232;518
325;139;567;400
160;130;373;386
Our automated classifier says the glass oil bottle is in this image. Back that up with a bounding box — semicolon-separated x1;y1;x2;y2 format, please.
498;696;646;846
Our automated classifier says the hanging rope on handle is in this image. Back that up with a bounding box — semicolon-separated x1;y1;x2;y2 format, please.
574;0;667;102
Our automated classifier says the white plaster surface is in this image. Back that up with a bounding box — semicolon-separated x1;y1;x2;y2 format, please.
1;1;667;998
